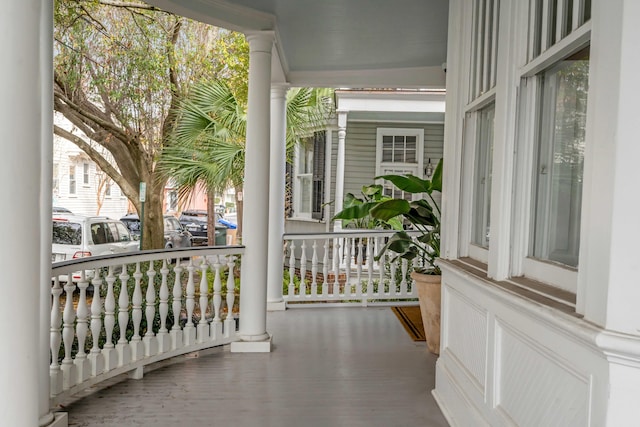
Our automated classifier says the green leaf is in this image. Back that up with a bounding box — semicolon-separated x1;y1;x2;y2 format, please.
375;174;432;194
332;202;378;220
430;159;443;193
370;199;410;221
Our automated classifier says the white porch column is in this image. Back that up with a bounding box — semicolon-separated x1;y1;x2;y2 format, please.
333;110;348;231
0;2;62;427
231;32;274;353
267;84;289;311
577;0;640;334
39;2;67;427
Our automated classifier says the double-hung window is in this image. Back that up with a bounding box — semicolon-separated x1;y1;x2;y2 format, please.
375;128;424;200
472;104;495;249
513;0;591;291
292;131;326;220
83;162;90;185
69;165;76;195
459;0;500;263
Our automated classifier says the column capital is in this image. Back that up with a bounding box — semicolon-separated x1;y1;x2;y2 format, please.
246;31;275;53
337;109;348;129
271;84;290;99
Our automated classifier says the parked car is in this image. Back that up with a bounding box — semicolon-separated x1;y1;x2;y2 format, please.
53;206;73;214
119;213;193;249
178;210;228;246
52;214;139;281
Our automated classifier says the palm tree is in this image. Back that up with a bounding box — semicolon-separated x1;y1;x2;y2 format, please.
159;80;333;243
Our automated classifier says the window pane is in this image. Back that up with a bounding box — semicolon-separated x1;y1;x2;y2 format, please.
299;175;312;213
472;103;495;247
532;47;589;267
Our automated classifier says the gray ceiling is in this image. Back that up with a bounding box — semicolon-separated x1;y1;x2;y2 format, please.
148;0;449;88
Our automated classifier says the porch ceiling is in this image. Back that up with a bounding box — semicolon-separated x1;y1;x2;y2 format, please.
146;0;449;88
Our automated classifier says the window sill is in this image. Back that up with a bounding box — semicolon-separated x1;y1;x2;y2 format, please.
442;257;577;316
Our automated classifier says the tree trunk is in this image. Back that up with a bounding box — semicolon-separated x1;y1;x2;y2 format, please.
137;178;166;250
207;186;216;245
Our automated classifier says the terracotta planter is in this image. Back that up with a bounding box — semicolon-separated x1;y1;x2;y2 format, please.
411;271;441;355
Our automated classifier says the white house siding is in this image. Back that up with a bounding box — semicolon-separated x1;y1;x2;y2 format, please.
53;136;129;219
343;121;444;204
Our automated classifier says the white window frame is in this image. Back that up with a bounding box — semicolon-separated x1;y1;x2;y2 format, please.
292;141;314;220
375;127;424;200
69;165;76;195
510;4;591;293
83;162;90;185
459;99;495;265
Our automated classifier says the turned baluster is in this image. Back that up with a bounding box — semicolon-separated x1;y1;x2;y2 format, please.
102;267;117;371
310;240;318;297
185;259;196;327
332;238;341;297
224;256;237;338
366;241;374;297
61;279;76;389
288;241;296;297
355;239;363;298
157;260;170;353
88;269;104;376
199;258;209;325
158;260;170;333
212;256;222;322
116;265;132;366
322;239;329;297
145;264;157;337
389;257;397;296
170;263;184;349
75;272;89;361
344;238;352;295
400;259;408;296
131;263;143;343
183;259;196;345
50;278;63;395
144;263;158;356
197;257;210;342
377;241;385;295
299;241;307;297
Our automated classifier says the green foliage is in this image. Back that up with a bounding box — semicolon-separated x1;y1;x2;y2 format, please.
333;159;443;274
333;184;403;230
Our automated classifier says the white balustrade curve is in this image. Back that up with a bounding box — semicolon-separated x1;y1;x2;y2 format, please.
49;246;245;406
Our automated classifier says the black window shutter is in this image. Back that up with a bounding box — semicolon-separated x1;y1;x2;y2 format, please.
312;131;326;220
285;161;294;218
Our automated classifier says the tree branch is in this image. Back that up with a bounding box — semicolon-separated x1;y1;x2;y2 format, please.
54;124;138;200
95;0;162;11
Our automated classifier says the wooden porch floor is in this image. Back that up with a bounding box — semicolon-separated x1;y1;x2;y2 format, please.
63;307;449;427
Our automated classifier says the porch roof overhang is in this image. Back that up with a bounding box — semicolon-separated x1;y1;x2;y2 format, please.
335;89;446;123
144;0;449;89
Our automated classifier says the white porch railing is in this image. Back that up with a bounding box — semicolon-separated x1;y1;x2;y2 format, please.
49;246;243;405
283;230;422;306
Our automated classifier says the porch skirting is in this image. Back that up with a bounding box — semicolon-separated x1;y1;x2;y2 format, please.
434;260;640;427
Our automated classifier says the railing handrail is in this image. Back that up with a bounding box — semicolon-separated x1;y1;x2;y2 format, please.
283;229;422;240
51;245;245;276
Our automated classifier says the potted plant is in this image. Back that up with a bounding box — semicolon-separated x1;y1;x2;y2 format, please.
333;159;443;355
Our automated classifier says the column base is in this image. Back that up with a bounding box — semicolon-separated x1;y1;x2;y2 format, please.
231;334;272;353
41;412;68;427
267;300;286;311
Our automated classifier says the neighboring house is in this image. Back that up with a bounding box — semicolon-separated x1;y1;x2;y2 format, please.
53;118;129;219
286;89;445;234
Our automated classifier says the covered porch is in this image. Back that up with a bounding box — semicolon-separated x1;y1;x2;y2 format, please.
62;307;447;427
